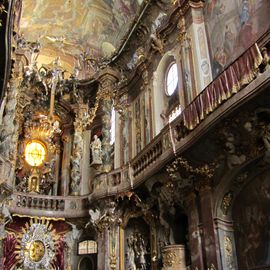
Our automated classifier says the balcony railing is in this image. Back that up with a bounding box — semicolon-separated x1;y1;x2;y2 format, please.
10;192;89;218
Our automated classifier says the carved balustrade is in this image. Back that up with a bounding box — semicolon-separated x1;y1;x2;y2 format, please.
9;192;89;218
92;166;133;198
131;136;163;177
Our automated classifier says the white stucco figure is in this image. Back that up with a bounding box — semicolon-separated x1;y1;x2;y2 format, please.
91;135;102;164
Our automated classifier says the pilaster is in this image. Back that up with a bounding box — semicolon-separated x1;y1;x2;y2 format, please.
181;1;212;94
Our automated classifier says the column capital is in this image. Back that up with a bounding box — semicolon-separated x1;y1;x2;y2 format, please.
177;0;204;15
98;67;121;86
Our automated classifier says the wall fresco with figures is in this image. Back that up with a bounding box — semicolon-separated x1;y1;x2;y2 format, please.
205;0;270;78
233;170;270;269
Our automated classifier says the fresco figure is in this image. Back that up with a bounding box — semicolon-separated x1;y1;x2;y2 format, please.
240;0;250;26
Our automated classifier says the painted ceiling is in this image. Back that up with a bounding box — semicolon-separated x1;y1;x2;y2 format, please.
20;0;143;74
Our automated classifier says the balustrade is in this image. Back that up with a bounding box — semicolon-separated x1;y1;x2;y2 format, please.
10;192;89;218
132;138;163;177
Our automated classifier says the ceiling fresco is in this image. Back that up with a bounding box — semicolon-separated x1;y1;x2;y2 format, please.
20;0;144;74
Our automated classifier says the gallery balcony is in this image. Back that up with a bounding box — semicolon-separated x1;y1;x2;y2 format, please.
92;43;270;198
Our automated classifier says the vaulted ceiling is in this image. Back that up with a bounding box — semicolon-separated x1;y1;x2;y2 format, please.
20;0;143;74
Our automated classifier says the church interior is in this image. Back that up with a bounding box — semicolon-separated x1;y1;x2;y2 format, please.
0;0;270;269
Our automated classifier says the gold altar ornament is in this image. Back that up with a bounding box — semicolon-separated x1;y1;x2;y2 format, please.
25;140;47;166
29;240;45;262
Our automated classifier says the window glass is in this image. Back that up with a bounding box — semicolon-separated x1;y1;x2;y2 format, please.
110;107;116;145
78;240;97;255
166;63;178;96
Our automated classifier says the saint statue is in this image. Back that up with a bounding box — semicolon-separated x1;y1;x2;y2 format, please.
127;235;136;270
91;135;102;165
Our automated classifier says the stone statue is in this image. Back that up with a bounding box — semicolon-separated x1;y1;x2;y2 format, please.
137;233;147;270
127;235;136;270
150;33;164;54
65;222;82;270
65;222;82;246
225;141;246;169
0;199;12;224
85;208;104;228
91;135;102;165
224;133;246;169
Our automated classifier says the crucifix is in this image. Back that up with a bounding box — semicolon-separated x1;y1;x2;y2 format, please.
48;57;64;121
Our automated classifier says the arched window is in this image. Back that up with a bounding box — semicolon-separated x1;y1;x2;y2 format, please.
78;240;97;255
165;62;178;96
110;107;116;145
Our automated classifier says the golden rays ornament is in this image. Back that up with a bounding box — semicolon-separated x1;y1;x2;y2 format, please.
15;217;60;269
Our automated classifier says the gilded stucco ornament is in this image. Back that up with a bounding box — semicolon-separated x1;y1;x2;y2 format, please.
150;33;165;54
15;218;59;269
177;16;191;47
87;201;122;233
166;156;215;181
207;264;216;270
163;251;176;267
221;191;233;215
224;236;233;267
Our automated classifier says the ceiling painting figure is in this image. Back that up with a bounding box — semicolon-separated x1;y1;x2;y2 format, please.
19;0;143;75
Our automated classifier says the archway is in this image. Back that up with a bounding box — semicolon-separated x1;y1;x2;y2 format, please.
78;256;94;270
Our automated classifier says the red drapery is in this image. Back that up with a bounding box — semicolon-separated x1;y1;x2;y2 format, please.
182;43;263;130
53;236;66;270
2;234;18;270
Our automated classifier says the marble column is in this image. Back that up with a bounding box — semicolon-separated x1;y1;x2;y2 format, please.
3;80;29;187
185;192;204;269
98;68;120;173
97;229;110;270
198;185;221;269
70;104;88;195
215;219;238;270
60;129;72;196
81;129;90;195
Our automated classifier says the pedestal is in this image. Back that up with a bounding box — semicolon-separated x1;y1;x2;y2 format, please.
162;245;186;270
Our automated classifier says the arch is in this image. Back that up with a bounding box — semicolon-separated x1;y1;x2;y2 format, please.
214;155;265;220
232;168;270;269
78;256;94;270
213;156;269;269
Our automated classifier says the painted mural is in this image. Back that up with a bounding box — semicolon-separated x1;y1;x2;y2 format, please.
20;0;143;72
233;170;270;269
205;0;270;78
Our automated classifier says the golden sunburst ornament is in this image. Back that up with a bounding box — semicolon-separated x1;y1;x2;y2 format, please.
15;217;60;269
